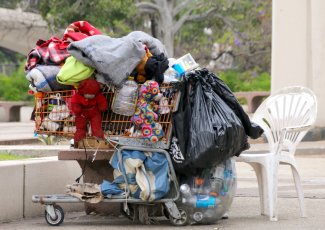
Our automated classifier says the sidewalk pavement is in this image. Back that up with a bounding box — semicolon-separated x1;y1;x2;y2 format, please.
0;155;324;230
0;122;325;229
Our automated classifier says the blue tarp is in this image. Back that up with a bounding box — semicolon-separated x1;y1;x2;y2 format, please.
109;150;170;201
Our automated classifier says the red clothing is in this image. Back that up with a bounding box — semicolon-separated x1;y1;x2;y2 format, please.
25;36;70;71
70;79;107;142
25;21;102;71
63;21;102;42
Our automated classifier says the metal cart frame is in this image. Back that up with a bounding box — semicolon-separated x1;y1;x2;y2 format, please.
32;83;189;226
32;145;188;226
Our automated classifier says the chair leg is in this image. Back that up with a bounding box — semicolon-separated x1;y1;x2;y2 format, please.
249;163;266;215
266;159;279;221
290;164;307;217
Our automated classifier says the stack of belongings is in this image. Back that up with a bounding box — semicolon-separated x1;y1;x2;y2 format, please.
25;21;102;91
26;21;103;134
25;20;176;143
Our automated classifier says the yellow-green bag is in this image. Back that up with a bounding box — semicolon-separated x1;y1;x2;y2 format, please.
57;56;95;85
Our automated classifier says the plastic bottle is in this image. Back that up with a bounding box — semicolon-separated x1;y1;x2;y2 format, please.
223;167;233;193
112;77;138;116
182;194;220;209
192;212;203;222
180;184;192;199
195;195;220;208
210;164;225;194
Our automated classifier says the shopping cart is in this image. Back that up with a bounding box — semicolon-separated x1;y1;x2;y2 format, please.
32;82;189;226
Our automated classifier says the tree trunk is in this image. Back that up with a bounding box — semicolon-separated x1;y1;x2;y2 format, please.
155;0;175;57
163;30;174;58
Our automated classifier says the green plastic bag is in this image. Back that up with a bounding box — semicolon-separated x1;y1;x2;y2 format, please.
57;56;95;85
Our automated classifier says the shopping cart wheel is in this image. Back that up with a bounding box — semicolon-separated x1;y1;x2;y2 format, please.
44;204;64;226
169;208;188;226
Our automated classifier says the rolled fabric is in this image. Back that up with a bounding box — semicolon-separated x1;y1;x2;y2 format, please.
26;65;71;92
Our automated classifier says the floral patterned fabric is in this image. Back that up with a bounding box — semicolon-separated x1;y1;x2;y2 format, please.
131;80;164;143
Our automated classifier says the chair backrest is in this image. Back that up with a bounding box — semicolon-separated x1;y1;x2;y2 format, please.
252;86;317;155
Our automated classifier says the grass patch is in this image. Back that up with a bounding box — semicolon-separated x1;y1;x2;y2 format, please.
0;153;33;161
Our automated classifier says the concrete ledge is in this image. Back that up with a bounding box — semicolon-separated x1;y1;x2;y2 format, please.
0;163;24;221
0;102;32;122
0;145;71;157
0;157;84;222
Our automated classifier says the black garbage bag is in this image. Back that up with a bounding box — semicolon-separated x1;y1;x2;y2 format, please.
189;77;248;167
172;69;263;176
200;69;264;139
172;81;192;165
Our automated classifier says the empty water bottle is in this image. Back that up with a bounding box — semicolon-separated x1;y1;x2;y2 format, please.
210;164;225;194
223;160;234;193
112;78;138;116
180;184;192;199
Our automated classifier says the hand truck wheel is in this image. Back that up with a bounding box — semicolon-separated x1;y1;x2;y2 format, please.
44;204;65;226
169;208;188;226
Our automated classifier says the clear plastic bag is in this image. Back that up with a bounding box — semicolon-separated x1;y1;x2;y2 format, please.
178;158;237;225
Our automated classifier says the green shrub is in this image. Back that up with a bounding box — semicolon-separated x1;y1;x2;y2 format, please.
218;70;271;92
0;62;33;101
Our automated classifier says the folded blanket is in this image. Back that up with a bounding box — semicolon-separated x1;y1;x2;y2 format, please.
26;65;71;92
126;31;168;56
63;20;102;41
67;35;146;88
25;37;70;71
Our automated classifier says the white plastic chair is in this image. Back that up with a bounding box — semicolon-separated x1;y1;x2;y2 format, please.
236;86;317;221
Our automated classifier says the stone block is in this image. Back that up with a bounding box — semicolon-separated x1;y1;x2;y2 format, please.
20;106;34;122
0;162;24;222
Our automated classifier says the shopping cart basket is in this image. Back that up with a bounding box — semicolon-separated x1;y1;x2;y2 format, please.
34;82;181;149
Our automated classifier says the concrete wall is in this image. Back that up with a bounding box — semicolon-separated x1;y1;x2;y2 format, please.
20;106;34;123
0;162;24;221
272;0;325;127
0;106;34;122
0;157;83;222
0;8;52;55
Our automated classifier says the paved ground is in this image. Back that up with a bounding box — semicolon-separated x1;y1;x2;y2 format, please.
1;155;324;229
0;122;325;229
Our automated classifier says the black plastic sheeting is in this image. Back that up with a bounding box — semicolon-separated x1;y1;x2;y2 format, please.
172;69;263;176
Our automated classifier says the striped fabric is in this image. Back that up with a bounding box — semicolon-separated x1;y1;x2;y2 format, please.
110;149;170;201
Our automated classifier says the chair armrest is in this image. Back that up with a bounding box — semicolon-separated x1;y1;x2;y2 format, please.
275;124;312;155
281;124;312;133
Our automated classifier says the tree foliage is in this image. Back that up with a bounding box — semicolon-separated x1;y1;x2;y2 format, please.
177;0;272;73
37;0;137;35
0;0;272;94
3;0;271;74
0;62;33;101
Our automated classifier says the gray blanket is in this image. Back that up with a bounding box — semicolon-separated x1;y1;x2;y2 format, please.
67;35;145;88
126;31;168;56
